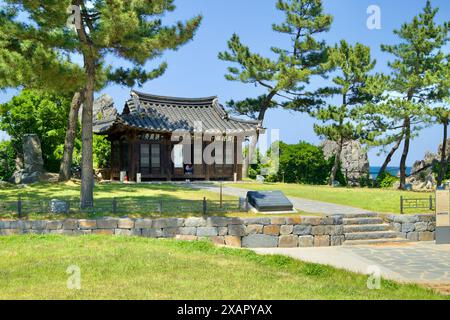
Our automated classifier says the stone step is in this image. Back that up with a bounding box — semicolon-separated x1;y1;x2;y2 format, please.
343;238;411;246
342;217;384;225
343;224;391;233
344;230;398;241
341;213;379;219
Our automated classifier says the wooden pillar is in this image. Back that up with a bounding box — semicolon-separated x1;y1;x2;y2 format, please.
204;141;210;181
129;131;138;182
165;137;172;181
236;136;244;181
233;136;237;180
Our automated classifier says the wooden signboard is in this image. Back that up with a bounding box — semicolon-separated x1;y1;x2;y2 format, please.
436;190;450;227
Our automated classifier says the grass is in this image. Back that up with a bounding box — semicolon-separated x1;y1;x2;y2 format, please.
0;181;314;220
229;182;434;214
0;235;444;300
0;180;235;201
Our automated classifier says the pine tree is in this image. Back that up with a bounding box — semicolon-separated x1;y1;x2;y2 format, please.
2;1;201;206
0;7;87;180
219;0;332;177
380;0;449;189
0;8;85;91
311;40;385;185
432;106;450;186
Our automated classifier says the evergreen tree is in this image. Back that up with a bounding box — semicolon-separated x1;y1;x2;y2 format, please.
380;0;449;189
2;1;201;206
0;8;85;92
219;0;332;177
432;106;450;186
1;7;88;181
311;40;385;185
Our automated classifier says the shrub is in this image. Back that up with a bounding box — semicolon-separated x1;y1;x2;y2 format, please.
274;141;330;185
376;171;398;188
93;135;111;169
432;161;450;181
0;140;15;181
0;90;72;172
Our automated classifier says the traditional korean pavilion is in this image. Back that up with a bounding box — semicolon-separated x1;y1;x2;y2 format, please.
93;90;261;181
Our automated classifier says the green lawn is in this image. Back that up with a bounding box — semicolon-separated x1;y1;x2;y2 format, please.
230;182;434;214
0;181;239;219
0;235;444;300
0;181;312;219
0;180;234;201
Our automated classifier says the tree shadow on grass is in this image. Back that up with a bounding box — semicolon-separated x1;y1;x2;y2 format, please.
0;182;241;220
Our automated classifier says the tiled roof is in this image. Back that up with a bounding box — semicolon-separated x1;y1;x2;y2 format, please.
94;90;261;135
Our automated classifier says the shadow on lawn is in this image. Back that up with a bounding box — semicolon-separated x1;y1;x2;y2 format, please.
0;182;240;220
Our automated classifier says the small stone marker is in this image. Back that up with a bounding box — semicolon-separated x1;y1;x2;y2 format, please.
50;199;69;214
246;190;293;212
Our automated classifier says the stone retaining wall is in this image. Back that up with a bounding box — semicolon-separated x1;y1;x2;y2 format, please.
384;214;435;241
0;216;344;248
0;214;437;246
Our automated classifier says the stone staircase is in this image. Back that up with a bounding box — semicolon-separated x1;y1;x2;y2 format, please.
342;213;409;246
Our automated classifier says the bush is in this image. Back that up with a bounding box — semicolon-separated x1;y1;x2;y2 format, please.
274;141;330;185
0;140;15;181
93;135;111;169
326;155;347;186
0;90;72;172
432;161;450;181
376;171;398;188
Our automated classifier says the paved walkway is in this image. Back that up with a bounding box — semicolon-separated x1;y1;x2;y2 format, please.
253;242;450;285
191;184;372;215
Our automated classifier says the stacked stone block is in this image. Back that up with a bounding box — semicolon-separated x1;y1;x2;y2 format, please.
0;216;344;247
385;214;435;241
0;213;435;246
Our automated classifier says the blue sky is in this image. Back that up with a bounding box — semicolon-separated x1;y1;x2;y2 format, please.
1;0;449;166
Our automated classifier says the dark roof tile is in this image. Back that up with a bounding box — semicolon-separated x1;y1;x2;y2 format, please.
94;91;261;135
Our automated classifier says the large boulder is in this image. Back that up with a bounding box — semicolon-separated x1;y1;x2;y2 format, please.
404;141;450;191
411;151;438;175
405;169;436;191
79;94;117;123
9;134;46;184
321;140;370;186
22;134;44;173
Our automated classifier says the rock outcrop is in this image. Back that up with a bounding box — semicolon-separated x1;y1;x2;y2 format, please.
79;94;117;123
403;139;450;191
321;140;370;186
10;134;46;184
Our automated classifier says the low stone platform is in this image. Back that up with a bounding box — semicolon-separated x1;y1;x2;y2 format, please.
0;214;436;248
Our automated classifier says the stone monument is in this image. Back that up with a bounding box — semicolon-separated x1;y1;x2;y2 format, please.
10;134;46;184
321;139;370;186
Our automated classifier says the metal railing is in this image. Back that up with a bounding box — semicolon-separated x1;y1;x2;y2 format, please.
400;195;435;214
0;196;248;219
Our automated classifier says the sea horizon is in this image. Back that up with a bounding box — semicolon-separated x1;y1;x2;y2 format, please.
370;166;412;178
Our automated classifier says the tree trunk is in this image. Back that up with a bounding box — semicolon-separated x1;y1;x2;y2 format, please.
399;117;411;190
59;90;85;181
437;120;448;187
329;137;343;186
377;132;404;178
243;132;259;179
80;59;95;208
242;91;276;179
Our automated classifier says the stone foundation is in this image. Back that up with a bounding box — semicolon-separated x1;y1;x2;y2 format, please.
384;214;436;241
